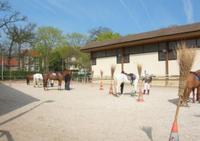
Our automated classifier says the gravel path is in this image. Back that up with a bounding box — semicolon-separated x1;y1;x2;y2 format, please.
0;81;200;141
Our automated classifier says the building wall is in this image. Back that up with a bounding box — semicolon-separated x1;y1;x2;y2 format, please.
192;48;200;71
92;57;116;78
92;48;200;78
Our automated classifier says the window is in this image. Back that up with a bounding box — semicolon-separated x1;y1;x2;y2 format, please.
116;54;129;64
143;44;158;53
158;42;177;61
197;39;200;48
105;49;116;57
185;39;196;48
91;58;96;65
116;49;129;64
96;51;106;58
133;46;144;54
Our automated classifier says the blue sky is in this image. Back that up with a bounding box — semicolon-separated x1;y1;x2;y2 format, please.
10;0;200;36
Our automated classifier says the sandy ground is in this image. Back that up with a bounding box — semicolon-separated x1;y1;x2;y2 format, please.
0;80;200;141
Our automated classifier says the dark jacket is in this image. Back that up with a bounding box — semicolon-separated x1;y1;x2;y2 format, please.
64;74;71;82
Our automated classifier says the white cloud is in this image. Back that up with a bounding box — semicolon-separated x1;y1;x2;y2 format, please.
138;0;153;25
182;0;194;23
32;0;57;15
119;0;142;31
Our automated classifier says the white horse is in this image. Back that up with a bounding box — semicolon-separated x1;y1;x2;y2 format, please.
33;73;43;87
113;72;138;95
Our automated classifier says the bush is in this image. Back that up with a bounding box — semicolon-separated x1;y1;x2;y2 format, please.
1;70;39;80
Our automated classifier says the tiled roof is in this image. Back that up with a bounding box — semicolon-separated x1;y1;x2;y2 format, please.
82;22;200;52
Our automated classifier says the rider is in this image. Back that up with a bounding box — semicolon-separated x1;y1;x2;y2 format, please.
64;71;71;90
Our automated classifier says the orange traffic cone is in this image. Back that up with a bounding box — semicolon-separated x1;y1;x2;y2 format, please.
169;120;179;141
109;83;113;94
99;80;103;90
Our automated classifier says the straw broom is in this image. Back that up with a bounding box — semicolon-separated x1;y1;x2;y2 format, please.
99;70;104;90
109;65;116;94
137;64;143;101
169;42;196;141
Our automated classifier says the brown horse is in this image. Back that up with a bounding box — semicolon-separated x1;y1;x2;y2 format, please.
43;69;71;90
26;74;33;85
182;70;200;104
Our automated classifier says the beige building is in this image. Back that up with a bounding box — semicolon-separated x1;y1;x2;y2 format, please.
82;23;200;79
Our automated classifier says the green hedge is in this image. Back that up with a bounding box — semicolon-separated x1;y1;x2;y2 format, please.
1;70;39;80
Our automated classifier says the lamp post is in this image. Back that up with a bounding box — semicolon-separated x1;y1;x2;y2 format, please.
1;46;4;80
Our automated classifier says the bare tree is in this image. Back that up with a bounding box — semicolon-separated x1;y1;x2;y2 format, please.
0;1;26;29
13;23;36;69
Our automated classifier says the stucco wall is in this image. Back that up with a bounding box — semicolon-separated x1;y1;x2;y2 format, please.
92;57;117;78
192;48;200;71
92;49;200;78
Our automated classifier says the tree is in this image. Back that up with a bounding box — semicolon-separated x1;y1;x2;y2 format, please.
95;31;120;41
13;23;36;69
65;32;88;47
88;26;120;42
88;26;112;41
34;26;66;72
76;51;90;69
0;1;26;29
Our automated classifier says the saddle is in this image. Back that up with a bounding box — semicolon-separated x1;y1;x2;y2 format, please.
190;71;200;81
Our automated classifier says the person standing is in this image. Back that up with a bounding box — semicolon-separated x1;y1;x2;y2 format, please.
142;72;152;95
64;71;71;90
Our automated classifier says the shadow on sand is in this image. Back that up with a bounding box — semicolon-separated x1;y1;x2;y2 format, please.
0;100;54;126
168;98;179;106
0;83;40;116
0;130;14;141
141;126;154;141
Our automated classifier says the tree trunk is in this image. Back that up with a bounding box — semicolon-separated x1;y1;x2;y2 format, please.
8;40;14;70
18;44;22;70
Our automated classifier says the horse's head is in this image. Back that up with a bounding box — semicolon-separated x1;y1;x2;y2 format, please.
127;73;136;84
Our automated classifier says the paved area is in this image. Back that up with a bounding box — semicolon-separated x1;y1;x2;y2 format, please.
0;81;200;141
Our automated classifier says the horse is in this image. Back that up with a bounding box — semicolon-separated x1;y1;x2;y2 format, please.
33;73;43;87
43;69;71;90
113;72;138;95
182;70;200;104
26;74;33;85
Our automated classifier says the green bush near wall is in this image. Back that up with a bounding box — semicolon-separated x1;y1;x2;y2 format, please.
1;70;39;80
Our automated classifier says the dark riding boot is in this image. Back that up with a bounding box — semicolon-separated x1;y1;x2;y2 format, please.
147;90;150;95
143;90;146;94
120;83;124;94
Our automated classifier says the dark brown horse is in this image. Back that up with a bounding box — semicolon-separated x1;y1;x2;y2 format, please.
182;70;200;104
26;74;33;85
43;69;71;90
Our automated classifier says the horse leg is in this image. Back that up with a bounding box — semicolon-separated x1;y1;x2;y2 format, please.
192;88;195;103
197;86;200;103
43;80;48;91
181;87;190;106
